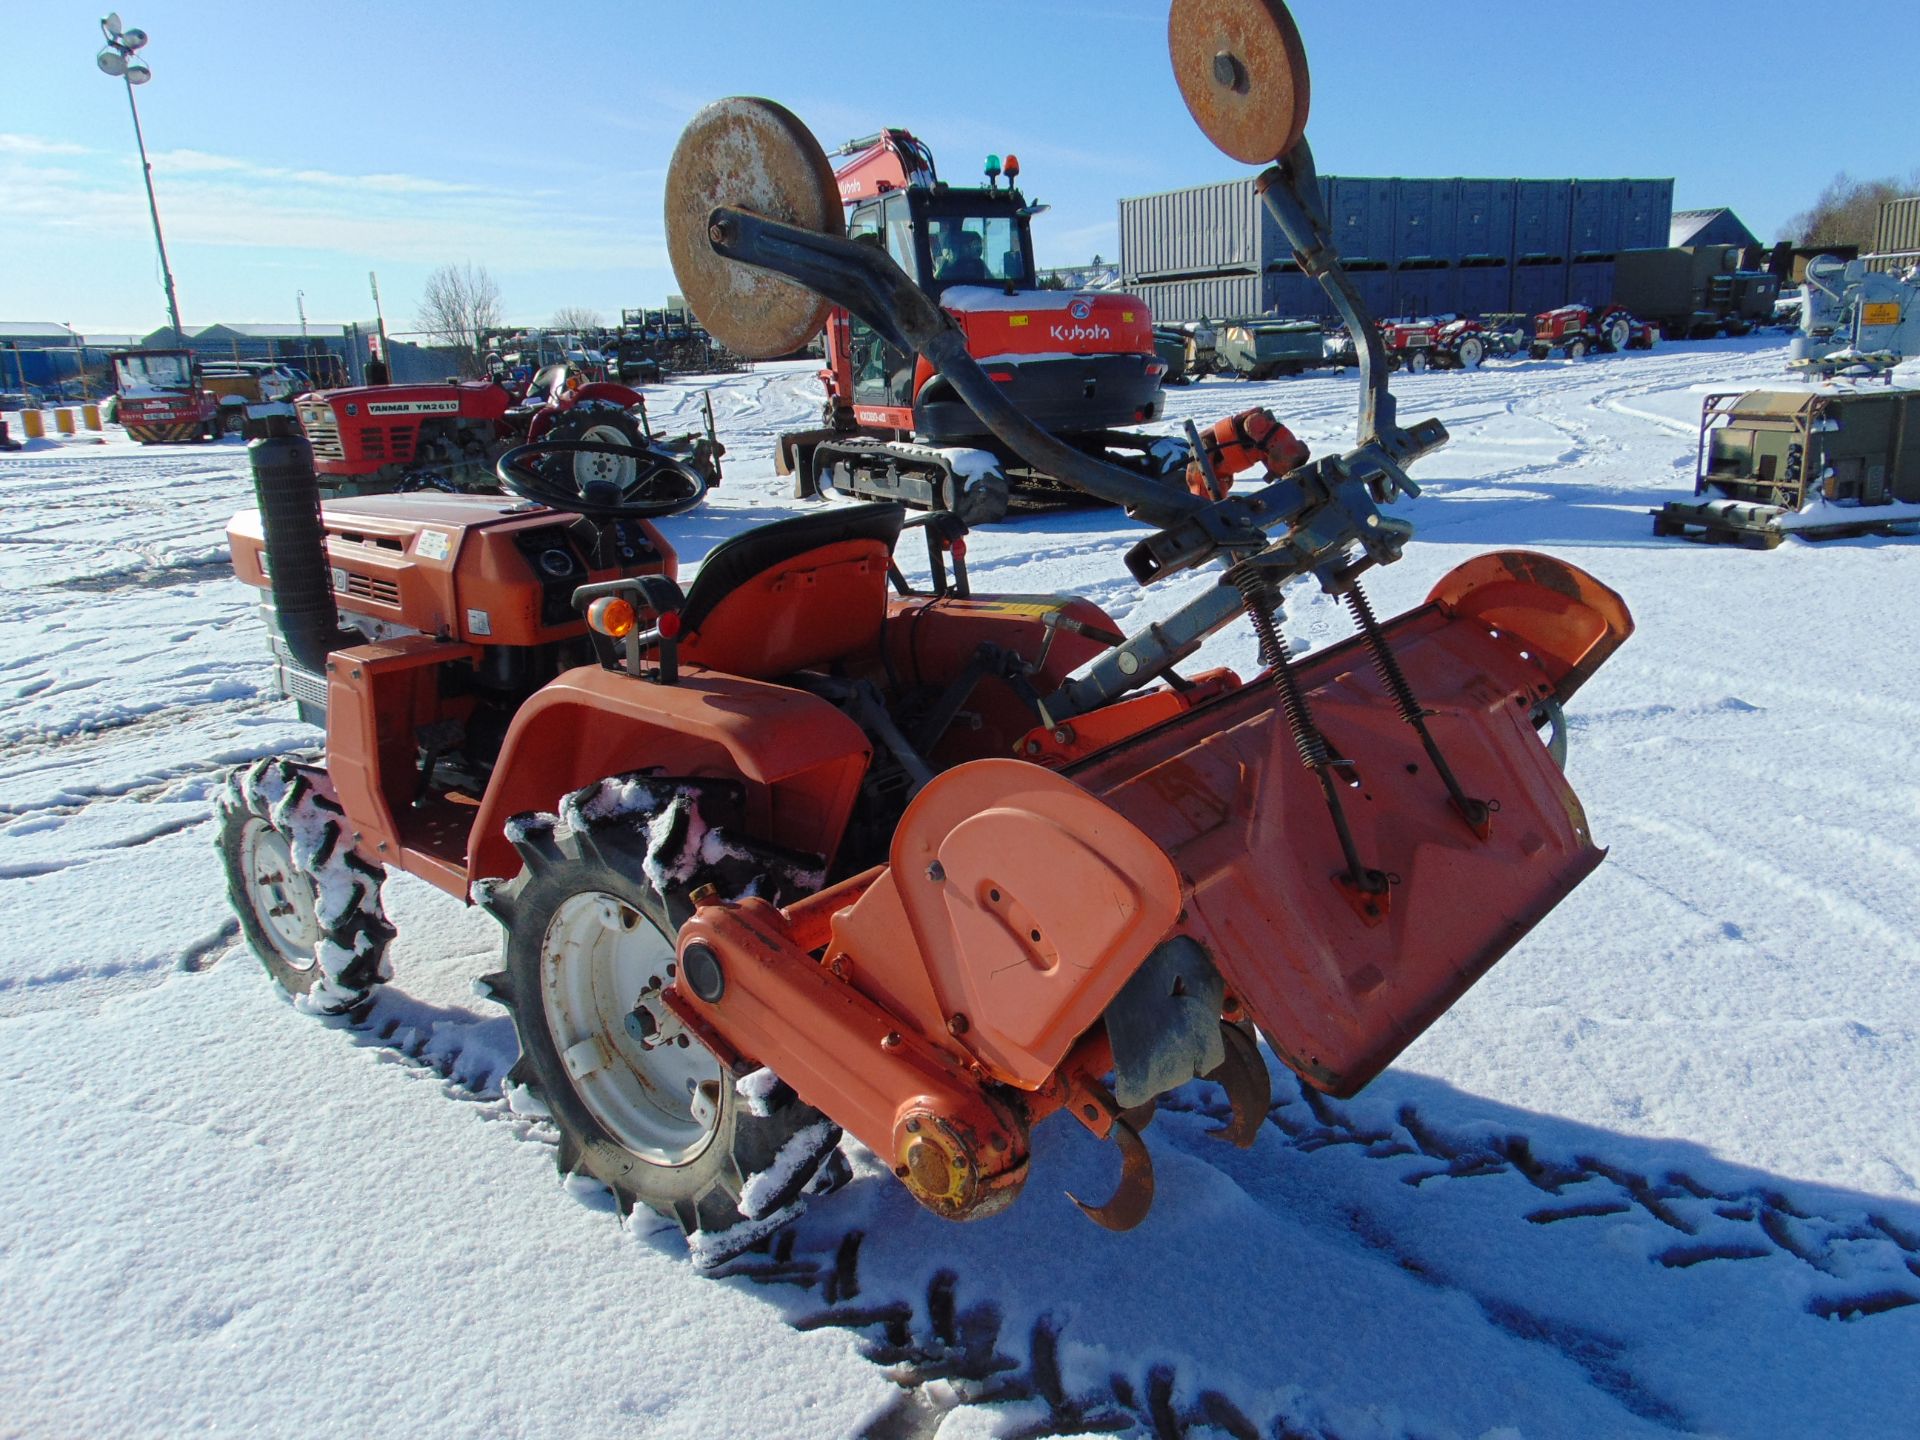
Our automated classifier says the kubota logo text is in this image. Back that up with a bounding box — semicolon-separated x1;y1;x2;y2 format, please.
1049;323;1111;342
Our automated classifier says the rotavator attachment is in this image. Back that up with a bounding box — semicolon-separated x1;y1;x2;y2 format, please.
645;0;1633;1233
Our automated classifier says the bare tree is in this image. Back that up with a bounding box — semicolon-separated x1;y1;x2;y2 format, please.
1787;170;1920;251
414;262;504;377
550;305;604;333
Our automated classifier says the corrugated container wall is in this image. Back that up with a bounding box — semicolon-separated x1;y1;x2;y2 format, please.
1393;180;1457;263
1130;273;1264;326
1264;270;1331;321
1568;259;1616;307
1324;178;1397;265
1874;195;1920;272
1455;181;1516;261
1511;263;1569;316
1568;181;1625;257
1393;267;1457;318
1513;182;1572;261
1457;264;1513;316
1622;181;1673;250
1119;179;1275;280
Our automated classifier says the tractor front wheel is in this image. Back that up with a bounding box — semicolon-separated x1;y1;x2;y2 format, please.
215;758;394;1014
1567;339;1590;359
482;795;843;1267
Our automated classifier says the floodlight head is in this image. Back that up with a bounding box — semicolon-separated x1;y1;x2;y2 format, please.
122;27;149;50
125;59;151;85
97;45;128;76
101;12;123;40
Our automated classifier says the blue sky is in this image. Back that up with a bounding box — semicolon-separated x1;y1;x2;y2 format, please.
2;0;1912;335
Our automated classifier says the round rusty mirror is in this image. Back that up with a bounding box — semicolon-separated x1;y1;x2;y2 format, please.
663;97;842;360
1168;0;1312;165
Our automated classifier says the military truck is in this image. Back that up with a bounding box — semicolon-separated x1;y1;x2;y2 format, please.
1652;388;1920;546
1215;319;1326;378
1613;247;1780;339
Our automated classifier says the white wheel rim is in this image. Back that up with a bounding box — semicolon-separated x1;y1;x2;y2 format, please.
1459;339;1483;368
540;891;722;1164
572;421;638;492
241;819;321;967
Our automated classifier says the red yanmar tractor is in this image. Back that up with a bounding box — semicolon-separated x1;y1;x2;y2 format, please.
217;0;1633;1269
1379;318;1526;373
294;364;723;498
1530;303;1657;360
771;128;1181;525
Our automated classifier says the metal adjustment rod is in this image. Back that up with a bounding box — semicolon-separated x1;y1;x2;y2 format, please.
1228;561;1387;915
1335;572;1491;837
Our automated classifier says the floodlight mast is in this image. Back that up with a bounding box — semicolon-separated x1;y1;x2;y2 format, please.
98;14;184;345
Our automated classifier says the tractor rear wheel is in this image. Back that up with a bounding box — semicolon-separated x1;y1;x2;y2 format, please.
1455;335;1486;370
481;791;843;1268
216;757;394;1015
1602;316;1631;352
539;406;649;497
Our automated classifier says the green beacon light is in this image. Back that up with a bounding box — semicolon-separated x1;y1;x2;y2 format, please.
985;153;1002;188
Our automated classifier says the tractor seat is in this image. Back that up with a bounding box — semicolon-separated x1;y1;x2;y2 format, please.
676;502;906;679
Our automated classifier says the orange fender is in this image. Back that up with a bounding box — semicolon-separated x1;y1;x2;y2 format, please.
464;664;871;885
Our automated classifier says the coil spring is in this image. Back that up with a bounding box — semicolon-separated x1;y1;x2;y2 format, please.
1343;583;1424;728
1230;565;1329;771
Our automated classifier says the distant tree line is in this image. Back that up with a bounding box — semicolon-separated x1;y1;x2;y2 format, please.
1787;170;1920;251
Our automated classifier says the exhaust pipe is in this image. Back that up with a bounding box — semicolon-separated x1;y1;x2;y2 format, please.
248;419;353;675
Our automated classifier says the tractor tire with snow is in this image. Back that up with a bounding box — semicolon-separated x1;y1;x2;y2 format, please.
216;757;395;1015
1405;350;1430;373
478;775;844;1269
1567;339;1589;359
1601;316;1631;353
1454;335;1486;370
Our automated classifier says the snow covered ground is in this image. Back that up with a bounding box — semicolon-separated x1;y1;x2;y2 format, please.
3;339;1916;1439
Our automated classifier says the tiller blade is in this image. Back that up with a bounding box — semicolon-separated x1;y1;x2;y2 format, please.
1203;1020;1269;1149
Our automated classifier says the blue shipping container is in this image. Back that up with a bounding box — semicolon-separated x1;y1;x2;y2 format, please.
1569;180;1625;258
1392;267;1458;319
1621;180;1673;251
1511;263;1569;317
1323;178;1396;264
1569;259;1616;308
1455;180;1516;262
1456;264;1513;317
1263;269;1333;321
1512;182;1572;261
1393;180;1458;264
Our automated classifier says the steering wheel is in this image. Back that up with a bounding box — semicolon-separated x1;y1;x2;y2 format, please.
495;437;709;519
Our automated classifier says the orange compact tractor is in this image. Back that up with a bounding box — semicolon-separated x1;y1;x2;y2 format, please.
219;0;1633;1267
772;129;1183;524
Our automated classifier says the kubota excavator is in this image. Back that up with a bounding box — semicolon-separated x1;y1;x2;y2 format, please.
775;128;1187;524
216;0;1635;1270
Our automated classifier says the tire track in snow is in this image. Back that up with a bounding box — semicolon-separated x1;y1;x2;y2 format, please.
191;953;1920;1440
